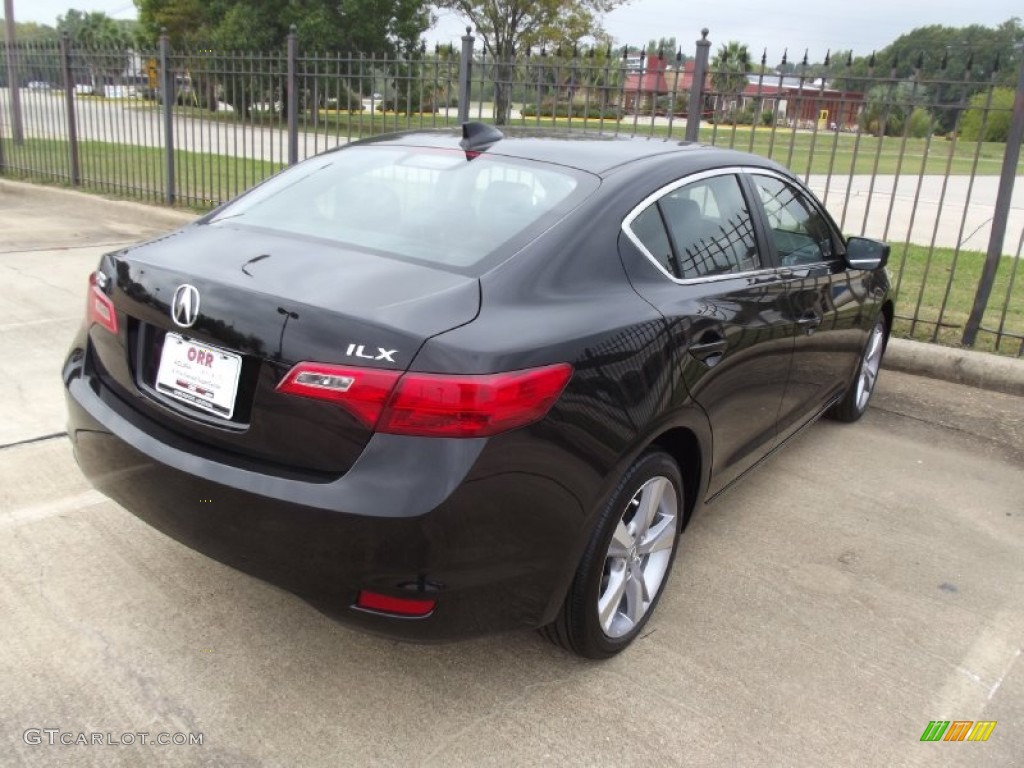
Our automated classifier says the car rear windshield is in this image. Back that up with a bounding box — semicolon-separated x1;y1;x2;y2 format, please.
209;145;593;271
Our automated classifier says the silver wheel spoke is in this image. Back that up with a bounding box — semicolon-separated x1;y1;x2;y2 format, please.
598;564;628;632
607;521;633;559
638;515;676;555
633;477;667;541
623;567;647;625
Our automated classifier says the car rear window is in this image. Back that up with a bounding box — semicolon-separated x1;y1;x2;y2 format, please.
210;145;592;270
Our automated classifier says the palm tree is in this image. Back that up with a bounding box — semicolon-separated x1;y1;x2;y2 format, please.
710;41;751;119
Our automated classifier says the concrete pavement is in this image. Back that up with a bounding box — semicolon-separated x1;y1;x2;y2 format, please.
1;181;1022;766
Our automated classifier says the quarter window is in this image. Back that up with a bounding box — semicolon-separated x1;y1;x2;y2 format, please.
751;175;837;265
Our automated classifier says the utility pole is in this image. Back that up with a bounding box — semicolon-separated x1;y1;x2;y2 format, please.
3;0;25;143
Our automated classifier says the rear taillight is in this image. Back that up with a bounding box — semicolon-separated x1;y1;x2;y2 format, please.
276;362;572;438
275;363;401;428
87;271;118;335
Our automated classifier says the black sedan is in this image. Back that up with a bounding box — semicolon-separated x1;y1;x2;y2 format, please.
63;124;892;658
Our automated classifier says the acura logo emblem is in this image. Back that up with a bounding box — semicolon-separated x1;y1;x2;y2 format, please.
171;284;201;328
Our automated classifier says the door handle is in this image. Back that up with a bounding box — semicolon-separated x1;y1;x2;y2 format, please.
689;334;728;366
796;311;822;334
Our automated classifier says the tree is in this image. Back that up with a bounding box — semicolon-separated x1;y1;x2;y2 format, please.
860;81;932;137
2;20;59;42
960;87;1015;142
646;37;679;58
833;19;1022;133
134;0;430;53
57;10;131;47
57;11;134;93
433;0;628;124
710;41;750;117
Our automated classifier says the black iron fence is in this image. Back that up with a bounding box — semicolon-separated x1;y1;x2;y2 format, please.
1;29;1022;355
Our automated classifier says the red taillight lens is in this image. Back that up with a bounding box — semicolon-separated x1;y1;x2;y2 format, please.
355;590;436;617
87;271;118;335
380;364;573;437
275;362;572;438
275;363;402;428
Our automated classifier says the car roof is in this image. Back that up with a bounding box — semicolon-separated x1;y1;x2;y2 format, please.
355;125;785;178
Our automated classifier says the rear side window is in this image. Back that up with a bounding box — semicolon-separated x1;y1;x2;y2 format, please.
627;174;761;280
210;146;590;271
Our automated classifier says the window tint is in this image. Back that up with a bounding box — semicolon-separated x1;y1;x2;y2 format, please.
658;175;760;279
210;146;587;271
630;205;675;275
752;175;837;266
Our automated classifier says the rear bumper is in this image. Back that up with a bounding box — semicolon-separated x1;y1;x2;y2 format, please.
63;349;590;641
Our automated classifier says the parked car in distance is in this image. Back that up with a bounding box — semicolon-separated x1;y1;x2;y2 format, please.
25;81;52;90
64;124;893;658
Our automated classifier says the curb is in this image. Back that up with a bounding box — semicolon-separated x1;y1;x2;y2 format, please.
883;338;1024;398
0;179;197;231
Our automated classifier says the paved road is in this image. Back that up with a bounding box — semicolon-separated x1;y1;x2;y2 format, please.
3;88;1023;254
1;183;1022;766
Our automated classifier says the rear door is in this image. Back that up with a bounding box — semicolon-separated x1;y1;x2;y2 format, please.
744;172;868;442
621;170;796;497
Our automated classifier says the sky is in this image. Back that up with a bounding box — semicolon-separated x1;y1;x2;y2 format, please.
8;0;1023;62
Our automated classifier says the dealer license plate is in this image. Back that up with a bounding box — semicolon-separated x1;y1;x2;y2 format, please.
155;333;242;419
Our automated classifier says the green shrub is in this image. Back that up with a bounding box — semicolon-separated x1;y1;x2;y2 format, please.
960;87;1013;143
906;107;935;139
519;102;619;119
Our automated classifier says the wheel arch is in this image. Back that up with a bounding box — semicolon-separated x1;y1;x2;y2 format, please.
650;426;704;527
881;299;894;342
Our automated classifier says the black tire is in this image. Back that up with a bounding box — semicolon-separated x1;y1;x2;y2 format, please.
542;450;684;659
828;313;888;423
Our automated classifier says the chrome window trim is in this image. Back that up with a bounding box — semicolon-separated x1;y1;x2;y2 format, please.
621;166;779;286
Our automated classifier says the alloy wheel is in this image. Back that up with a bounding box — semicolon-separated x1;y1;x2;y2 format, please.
598;475;679;638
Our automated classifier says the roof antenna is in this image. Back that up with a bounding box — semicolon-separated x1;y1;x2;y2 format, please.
460;121;505;154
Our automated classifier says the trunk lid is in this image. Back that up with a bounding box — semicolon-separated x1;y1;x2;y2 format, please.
90;223;480;476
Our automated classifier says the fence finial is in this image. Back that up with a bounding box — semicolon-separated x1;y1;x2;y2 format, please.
781;48;788;66
824;49;831;67
761;48;767;67
701;28;709;40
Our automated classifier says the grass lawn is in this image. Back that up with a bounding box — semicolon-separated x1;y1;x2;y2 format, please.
889;243;1023;355
0;138;281;210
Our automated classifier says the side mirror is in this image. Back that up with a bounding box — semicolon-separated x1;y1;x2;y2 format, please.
844;237;890;270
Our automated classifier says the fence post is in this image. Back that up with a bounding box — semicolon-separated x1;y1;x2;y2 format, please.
59;33;81;186
962;47;1024;347
3;0;24;144
159;30;175;204
685;29;711;142
287;26;298;165
457;27;474;124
